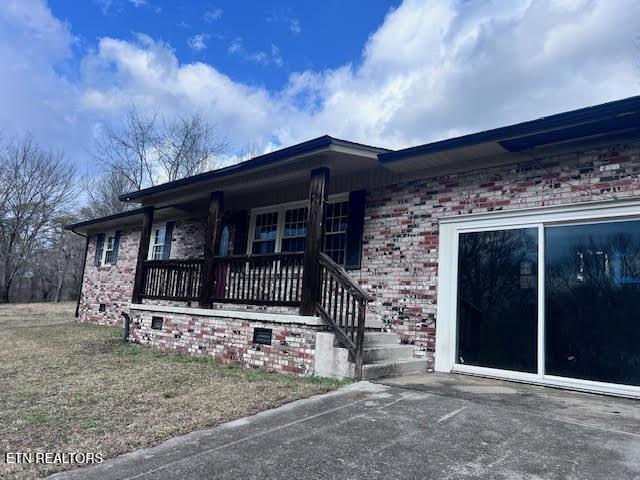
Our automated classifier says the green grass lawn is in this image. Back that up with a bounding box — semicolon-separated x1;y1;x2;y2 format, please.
0;302;346;479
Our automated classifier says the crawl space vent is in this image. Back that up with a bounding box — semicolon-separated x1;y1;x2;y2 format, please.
253;327;272;345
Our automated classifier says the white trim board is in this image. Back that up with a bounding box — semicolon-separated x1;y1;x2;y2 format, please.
435;198;640;398
129;303;324;326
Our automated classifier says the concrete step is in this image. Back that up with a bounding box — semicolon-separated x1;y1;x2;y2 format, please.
362;359;429;380
362;332;400;347
363;344;415;363
364;318;385;330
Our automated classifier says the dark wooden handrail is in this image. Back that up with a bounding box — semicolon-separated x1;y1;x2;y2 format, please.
316;252;372;380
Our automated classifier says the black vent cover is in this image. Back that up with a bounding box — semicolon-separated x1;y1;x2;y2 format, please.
253;327;272;345
151;316;164;330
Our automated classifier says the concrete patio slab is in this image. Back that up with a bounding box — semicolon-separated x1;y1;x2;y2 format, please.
49;374;640;480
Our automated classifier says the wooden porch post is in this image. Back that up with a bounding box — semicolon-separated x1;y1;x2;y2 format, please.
200;191;224;308
132;206;154;303
300;167;329;315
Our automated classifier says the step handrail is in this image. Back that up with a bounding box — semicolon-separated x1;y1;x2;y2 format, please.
315;252;373;379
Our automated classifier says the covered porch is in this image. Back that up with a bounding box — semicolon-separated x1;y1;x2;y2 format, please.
125;138;389;377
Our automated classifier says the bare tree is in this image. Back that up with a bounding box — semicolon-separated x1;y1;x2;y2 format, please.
0;135;76;303
155;113;227;182
80;170;134;219
93;106;227;191
43;216;85;302
93;107;156;190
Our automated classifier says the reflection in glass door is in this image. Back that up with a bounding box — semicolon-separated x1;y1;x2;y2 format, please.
456;228;539;373
545;220;640;386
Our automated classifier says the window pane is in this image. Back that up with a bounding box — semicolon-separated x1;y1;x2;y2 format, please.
545;220;640;386
152;245;164;260
252;240;275;254
323;201;349;264
284;207;308;238
254;212;278;241
325;202;348;233
457;228;538;373
282;207;307;252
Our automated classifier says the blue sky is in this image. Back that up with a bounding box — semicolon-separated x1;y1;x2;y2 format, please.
0;0;638;173
49;0;398;92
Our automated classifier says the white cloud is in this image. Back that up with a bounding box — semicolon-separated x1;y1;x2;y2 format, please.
129;0;146;7
0;0;639;173
187;33;209;52
289;18;301;34
228;38;284;67
203;7;222;23
266;13;301;35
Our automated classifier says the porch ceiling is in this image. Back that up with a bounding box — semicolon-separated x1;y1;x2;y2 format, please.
121;136;387;209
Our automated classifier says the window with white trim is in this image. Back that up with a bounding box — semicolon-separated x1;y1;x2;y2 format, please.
248;196;349;264
324;201;349;265
251;212;278;254
148;225;166;260
102;233;115;266
282;207;308;253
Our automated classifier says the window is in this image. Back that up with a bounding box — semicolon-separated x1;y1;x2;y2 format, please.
102;233;115;266
98;303;106;312
148;226;166;260
324;201;349;264
282;207;308;252
251;212;278;254
248;196;349;263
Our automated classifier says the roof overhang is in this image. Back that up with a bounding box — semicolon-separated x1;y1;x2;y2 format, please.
64;206;186;236
119;136;389;205
379;96;640;173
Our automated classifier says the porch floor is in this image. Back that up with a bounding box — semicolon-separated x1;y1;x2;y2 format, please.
49;374;640;479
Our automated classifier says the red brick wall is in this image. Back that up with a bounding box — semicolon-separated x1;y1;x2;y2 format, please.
78;229;140;325
78;141;640;372
357;142;640;367
78;218;205;325
130;311;319;375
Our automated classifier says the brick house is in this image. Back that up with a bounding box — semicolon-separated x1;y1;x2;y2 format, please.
67;96;640;397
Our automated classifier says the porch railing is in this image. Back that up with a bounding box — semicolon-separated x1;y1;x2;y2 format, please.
315;252;373;379
140;259;203;301
139;253;304;306
211;252;304;306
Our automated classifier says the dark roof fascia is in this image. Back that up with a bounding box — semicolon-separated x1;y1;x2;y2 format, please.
379;96;640;163
119;135;390;202
64;207;146;232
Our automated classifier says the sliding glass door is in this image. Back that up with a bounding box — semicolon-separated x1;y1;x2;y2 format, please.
456;228;538;373
451;216;640;389
545;220;640;386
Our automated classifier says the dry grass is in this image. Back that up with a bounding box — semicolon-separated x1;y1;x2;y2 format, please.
0;302;347;479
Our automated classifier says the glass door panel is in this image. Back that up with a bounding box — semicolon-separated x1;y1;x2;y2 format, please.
545;220;640;386
456;228;539;373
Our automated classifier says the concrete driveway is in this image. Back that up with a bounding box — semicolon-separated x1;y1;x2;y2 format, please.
50;374;640;480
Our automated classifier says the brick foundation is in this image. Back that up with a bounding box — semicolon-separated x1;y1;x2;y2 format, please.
130;309;322;375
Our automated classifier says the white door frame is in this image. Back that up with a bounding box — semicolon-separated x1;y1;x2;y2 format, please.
435;198;640;398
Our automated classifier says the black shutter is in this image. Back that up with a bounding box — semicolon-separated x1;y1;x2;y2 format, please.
94;233;105;266
112;231;122;264
344;190;366;270
233;211;249;255
163;222;174;260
